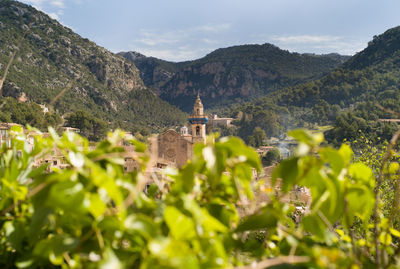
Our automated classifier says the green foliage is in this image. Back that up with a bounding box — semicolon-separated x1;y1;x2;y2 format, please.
246;127;268;148
262;148;281;166
2;127;400;268
65;110;107;141
326;110;397;146
0;127;261;268
224;100;291;142
0;97;62;130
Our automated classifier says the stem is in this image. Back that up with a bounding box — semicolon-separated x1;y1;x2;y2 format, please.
317;210;335;233
0;181;49;216
344;197;360;266
373;130;400;268
95;227;104;250
234;256;310;269
389;169;400;227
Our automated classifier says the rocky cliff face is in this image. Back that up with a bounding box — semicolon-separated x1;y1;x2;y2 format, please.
0;0;185;130
119;51;178;95
0;1;144;108
121;45;349;112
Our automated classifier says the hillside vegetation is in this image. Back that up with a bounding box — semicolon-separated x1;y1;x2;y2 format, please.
120;45;348;112
272;26;400;143
218;26;400;144
1;127;400;268
0;0;186;134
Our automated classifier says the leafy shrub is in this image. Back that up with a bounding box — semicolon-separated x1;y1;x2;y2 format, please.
262;148;281;166
1;127;400;268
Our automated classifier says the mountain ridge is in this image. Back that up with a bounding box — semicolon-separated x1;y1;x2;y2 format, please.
0;0;186;133
120;44;350;112
274;25;400;109
198;25;400;144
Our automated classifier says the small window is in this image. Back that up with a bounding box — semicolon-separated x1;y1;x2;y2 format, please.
196;126;200;136
53;160;57;165
197;109;200;115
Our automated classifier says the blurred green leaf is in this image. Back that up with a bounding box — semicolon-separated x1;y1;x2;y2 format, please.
164;206;196;240
349;163;374;186
236;206;279;232
272;157;299;192
288;129;324;147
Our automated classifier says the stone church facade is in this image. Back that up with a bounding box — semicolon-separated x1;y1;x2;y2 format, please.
155;94;208;168
157;129;193;167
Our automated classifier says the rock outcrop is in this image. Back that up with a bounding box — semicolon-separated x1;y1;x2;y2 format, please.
120;45;349;112
0;0;186;130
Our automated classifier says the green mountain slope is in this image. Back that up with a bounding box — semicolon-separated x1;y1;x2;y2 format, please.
275;26;400;114
120;45;349;112
344;27;400;70
0;0;186;132
227;26;400;144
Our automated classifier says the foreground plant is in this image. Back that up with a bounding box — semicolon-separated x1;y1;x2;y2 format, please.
0;126;399;268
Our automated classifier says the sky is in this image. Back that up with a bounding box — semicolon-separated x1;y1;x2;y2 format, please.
19;0;400;62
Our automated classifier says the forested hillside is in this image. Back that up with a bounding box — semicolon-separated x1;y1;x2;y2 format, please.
214;26;400;144
270;26;400;143
0;0;186;135
120;45;349;112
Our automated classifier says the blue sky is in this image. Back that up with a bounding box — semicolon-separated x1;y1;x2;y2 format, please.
20;0;400;62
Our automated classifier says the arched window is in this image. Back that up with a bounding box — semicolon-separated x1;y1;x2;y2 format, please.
197;109;200;115
196;126;200;136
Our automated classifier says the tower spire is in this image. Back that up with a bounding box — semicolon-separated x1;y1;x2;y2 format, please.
188;93;208;144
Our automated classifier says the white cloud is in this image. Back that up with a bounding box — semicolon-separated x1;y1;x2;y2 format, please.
47;12;59;20
311;41;366;55
20;0;65;21
137;30;184;46
134;47;213;62
23;0;65;9
22;0;44;5
50;0;65;8
130;24;233;61
197;23;231;33
252;34;368;55
135;23;231;47
21;0;44;10
271;35;341;44
202;38;220;44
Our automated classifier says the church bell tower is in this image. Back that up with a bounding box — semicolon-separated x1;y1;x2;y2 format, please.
188;93;208;144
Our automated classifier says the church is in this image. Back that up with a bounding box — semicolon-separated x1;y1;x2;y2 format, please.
155;94;208;168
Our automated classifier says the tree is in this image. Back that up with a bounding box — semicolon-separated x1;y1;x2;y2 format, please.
262;148;280;166
0;97;62;130
65;110;108;141
247;127;267;147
